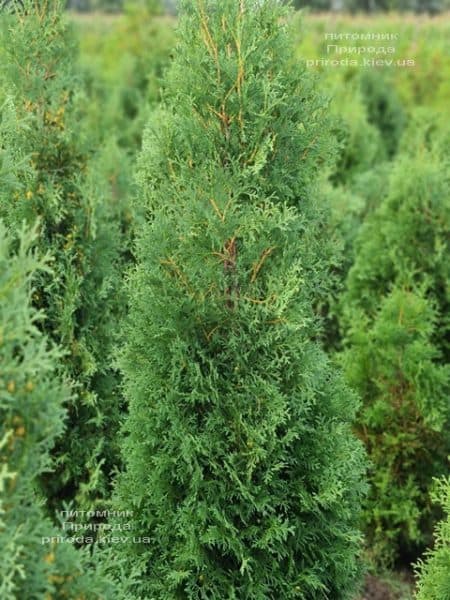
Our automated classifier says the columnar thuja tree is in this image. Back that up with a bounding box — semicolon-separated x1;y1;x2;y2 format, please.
339;150;450;565
0;0;125;510
0;223;112;599
115;1;367;598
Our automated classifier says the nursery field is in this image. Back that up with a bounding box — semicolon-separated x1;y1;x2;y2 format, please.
0;1;449;599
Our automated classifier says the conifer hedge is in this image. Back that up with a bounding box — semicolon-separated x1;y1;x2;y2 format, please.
339;149;450;565
115;1;367;598
0;0;126;511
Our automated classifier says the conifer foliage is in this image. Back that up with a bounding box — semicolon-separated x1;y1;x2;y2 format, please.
414;477;450;600
0;0;125;510
339;150;450;564
0;223;110;600
116;1;367;598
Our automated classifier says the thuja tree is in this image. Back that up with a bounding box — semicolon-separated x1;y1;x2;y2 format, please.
318;161;392;353
0;0;126;511
339;150;450;565
414;477;450;600
0;223;112;599
329;82;383;187
115;1;367;598
79;3;175;156
359;69;406;159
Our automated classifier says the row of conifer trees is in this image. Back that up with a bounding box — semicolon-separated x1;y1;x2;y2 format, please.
0;1;448;598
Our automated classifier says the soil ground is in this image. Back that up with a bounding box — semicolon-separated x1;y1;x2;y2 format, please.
358;572;415;600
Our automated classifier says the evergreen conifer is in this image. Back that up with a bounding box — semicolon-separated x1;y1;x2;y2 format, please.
339;149;450;564
414;477;450;600
328;81;383;186
0;223;112;599
359;70;406;159
0;0;126;511
115;1;367;598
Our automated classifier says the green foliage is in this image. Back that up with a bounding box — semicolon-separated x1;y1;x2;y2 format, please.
76;9;175;154
348;162;391;218
317;181;370;352
399;107;450;158
0;223;112;599
359;69;406;159
415;476;450;600
325;161;392;307
339;150;450;565
329;80;384;185
2;2;448;591
0;0;126;512
114;1;367;598
294;13;450;117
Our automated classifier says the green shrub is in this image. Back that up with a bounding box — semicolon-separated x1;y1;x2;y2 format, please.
318;162;391;353
415;476;450;600
114;1;367;598
399;107;450;158
0;223;112;600
326;161;392;293
348;162;391;219
359;69;406;159
329;81;384;186
76;9;175;154
339;150;450;565
0;0;126;512
314;182;365;352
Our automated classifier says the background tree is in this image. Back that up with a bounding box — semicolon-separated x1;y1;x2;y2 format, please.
0;223;113;599
359;69;406;160
0;0;127;513
339;148;450;565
